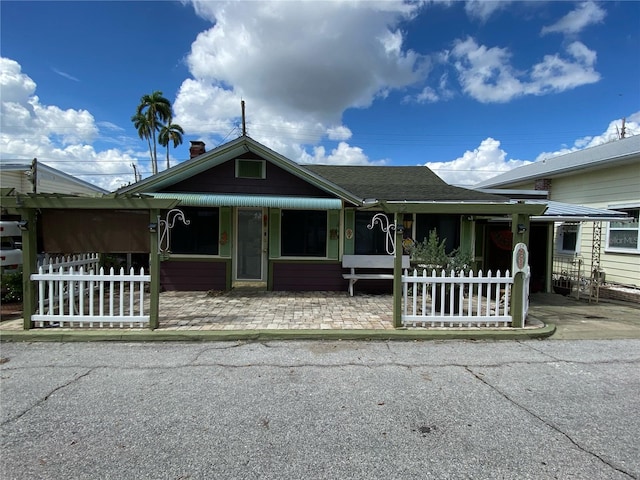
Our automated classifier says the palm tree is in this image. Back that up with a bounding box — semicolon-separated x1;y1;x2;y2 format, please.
134;91;171;175
131;112;154;167
159;121;185;170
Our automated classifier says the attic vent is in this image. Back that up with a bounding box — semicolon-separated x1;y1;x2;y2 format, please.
236;159;265;179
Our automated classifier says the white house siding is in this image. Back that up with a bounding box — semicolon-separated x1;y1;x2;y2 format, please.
0;170;32;193
0;163;106;196
550;165;640;288
34;169;103;196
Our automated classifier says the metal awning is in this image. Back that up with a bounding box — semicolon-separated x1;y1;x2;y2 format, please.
149;193;343;210
528;200;629;222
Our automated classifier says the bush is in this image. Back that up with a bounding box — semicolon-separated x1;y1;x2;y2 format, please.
1;268;23;303
410;229;472;275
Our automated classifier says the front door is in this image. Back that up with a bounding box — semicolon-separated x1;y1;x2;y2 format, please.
235;208;266;282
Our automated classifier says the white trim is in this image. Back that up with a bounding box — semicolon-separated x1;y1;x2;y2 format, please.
605;207;640;254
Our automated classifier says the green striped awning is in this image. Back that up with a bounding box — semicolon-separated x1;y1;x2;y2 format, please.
149;193;343;210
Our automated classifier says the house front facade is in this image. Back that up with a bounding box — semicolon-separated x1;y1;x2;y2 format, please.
476;135;640;292
116;136;539;294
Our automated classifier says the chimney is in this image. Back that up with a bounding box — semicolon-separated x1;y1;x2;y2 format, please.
189;141;206;159
534;178;551;197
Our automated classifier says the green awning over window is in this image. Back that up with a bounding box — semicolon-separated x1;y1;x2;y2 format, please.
149;193;343;210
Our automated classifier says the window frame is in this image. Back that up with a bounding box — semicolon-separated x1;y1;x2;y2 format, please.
235;159;266;179
605;206;640;254
555;222;581;255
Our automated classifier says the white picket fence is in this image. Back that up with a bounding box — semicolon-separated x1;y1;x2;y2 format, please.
402;268;530;328
30;264;150;328
38;253;100;272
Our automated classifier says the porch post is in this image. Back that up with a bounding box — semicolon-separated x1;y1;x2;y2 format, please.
510;213;529;328
21;208;37;330
149;209;160;330
393;213;403;328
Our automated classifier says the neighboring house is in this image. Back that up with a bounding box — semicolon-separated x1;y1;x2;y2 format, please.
0;159;108;196
475;135;640;293
111;135;541;293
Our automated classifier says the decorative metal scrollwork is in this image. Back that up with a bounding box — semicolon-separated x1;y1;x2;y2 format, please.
158;209;190;253
367;213;397;255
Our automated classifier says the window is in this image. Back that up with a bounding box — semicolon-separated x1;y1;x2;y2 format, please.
415;214;460;254
354;211;393;255
236;159;265;179
556;222;580;254
607;209;639;253
169;207;219;255
281;210;327;257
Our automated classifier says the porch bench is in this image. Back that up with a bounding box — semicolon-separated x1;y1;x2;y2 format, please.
342;254;410;296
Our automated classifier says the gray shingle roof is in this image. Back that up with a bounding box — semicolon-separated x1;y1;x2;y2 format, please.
305;165;505;202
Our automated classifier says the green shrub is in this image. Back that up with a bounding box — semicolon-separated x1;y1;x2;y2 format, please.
1;268;23;303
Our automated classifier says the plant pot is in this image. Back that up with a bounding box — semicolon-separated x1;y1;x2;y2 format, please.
434;285;462;314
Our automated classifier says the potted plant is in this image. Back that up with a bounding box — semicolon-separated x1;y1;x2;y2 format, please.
410;229;473;313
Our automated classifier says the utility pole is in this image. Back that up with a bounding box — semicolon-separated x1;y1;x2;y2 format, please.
620;117;626;139
131;163;141;182
241;100;246;136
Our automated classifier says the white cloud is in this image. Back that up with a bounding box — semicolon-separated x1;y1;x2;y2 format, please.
300;141;386;166
427;114;640;187
464;0;512;22
451;37;600;103
327;126;352;141
424;137;530;186
535;113;640;161
0;57;146;191
541;1;606;36
177;0;426;163
52;68;80;82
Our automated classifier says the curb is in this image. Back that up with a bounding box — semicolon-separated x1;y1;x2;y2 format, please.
0;323;556;342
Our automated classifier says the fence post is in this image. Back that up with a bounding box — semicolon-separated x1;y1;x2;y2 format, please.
512;272;524;328
21;209;37;330
511;242;529;328
149;209;160;330
393;213;403;328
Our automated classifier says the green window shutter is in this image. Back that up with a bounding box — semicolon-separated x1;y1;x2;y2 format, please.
269;208;281;258
219;207;232;257
344;209;355;255
327;210;340;259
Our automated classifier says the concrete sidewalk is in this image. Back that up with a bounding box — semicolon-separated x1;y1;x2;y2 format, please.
527;292;640;340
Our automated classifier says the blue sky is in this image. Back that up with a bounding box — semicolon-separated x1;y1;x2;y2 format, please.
1;0;639;191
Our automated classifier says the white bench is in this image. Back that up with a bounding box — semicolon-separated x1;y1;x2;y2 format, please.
342;254;410;296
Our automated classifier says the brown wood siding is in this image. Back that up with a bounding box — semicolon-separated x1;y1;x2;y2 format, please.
163;155;332;197
271;261;346;291
160;260;228;291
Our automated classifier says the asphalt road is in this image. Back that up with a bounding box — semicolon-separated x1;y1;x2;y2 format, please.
1;339;639;480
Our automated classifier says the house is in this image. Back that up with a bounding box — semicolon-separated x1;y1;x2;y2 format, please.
475;135;640;297
114;135;544;293
4;135;547;329
0;159;108;196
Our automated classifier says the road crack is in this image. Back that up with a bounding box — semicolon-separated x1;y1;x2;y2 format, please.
464;365;636;479
1;368;95;426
